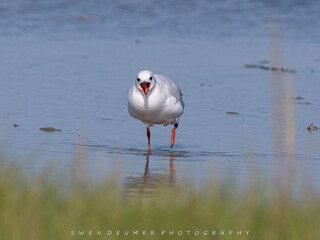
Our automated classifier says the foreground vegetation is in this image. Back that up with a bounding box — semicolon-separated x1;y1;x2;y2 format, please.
0;164;319;240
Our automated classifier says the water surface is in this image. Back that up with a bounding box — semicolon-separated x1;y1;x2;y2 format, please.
0;0;320;193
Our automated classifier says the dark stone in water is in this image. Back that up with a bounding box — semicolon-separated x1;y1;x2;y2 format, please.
75;16;94;22
307;123;319;131
292;96;304;100
226;111;239;115
40;127;61;132
296;102;312;105
244;63;297;73
244;64;258;68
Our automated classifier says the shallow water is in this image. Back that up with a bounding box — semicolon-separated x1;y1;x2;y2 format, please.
0;0;320;192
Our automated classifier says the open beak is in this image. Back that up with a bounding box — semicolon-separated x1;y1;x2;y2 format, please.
140;82;151;95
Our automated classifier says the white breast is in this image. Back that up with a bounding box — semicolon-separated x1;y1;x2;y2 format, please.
128;74;184;126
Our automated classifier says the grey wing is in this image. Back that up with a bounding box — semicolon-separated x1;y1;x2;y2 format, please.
156;73;185;109
170;79;184;109
175;83;184;108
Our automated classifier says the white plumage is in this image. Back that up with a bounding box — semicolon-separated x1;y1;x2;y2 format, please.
128;70;184;151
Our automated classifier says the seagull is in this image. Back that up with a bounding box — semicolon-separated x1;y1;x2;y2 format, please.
128;70;184;151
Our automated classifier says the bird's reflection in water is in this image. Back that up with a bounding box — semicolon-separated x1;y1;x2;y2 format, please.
122;155;175;200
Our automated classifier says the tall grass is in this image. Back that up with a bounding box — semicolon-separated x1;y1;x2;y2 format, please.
0;161;319;240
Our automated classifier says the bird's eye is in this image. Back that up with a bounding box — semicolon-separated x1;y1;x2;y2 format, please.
149;76;153;81
137;77;140;82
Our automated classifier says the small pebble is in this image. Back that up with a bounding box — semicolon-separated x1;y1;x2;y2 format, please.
307;123;319;131
40;127;61;132
226;111;239;115
292;96;304;100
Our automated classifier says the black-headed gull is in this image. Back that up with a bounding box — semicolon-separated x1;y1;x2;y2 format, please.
128;70;184;151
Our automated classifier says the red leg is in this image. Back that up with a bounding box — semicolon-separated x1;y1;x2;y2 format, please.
170;127;176;148
147;127;151;152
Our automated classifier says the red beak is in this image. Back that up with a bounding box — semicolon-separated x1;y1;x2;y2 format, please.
140;82;151;95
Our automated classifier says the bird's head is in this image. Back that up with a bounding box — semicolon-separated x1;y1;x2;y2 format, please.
136;70;156;96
